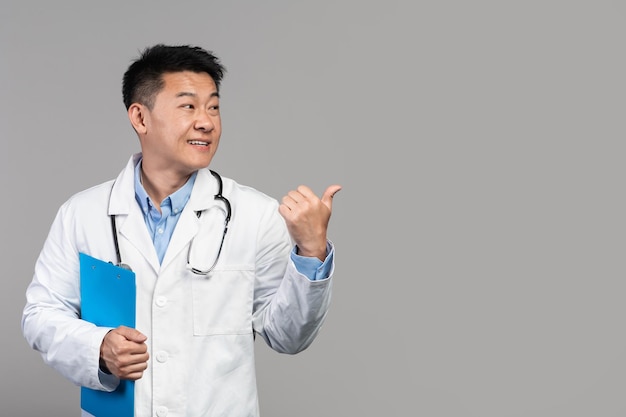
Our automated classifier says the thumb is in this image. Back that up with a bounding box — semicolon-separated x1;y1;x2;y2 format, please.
321;184;342;209
116;325;147;343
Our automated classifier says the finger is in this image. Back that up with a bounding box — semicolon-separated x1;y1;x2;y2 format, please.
295;185;315;198
282;185;312;210
280;195;297;212
111;347;149;369
278;203;291;220
321;185;342;209
125;371;146;381
120;360;149;380
287;187;310;203
115;325;148;343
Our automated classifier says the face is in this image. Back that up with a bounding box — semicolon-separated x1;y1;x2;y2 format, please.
130;71;222;180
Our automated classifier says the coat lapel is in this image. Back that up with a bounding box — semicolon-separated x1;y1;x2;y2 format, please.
108;153;160;274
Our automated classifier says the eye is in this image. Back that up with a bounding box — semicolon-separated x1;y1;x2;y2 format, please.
208;105;220;115
181;104;195;109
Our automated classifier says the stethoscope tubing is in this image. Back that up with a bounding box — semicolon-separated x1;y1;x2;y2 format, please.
109;169;231;274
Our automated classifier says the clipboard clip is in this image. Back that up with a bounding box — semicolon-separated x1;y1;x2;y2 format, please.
109;261;133;271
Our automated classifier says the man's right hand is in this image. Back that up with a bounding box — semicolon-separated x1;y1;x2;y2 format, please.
100;326;149;380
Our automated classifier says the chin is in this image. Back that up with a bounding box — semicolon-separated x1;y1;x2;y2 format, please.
190;158;213;171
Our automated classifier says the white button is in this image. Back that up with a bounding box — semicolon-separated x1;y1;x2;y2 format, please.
156;406;168;417
156;351;169;363
157;228;164;234
155;296;167;307
174;208;179;214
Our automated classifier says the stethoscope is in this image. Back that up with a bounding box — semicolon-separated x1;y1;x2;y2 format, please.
110;169;231;275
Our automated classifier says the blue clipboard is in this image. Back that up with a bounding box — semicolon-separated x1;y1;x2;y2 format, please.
79;252;136;417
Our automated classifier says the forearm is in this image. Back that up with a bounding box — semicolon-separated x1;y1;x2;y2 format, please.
254;259;333;354
22;296;116;390
252;203;335;353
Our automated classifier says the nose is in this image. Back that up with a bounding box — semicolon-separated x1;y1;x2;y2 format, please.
195;111;215;132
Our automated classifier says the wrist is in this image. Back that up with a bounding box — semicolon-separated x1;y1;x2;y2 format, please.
295;243;327;261
99;357;112;375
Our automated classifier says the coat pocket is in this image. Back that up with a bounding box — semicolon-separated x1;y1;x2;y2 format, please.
191;266;254;336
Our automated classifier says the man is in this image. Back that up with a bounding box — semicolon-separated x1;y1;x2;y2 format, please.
22;44;341;417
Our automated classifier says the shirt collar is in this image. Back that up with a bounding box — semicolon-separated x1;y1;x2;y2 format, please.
133;158;197;216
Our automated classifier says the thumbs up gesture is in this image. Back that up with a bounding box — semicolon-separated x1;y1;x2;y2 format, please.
278;184;342;261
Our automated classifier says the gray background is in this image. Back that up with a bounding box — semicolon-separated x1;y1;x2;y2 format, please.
1;1;625;416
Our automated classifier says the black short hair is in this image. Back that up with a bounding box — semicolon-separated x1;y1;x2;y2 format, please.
122;44;226;110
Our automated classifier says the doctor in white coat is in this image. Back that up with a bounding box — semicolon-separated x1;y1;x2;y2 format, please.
22;44;341;417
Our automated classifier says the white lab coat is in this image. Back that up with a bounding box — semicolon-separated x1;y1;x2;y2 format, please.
22;153;334;417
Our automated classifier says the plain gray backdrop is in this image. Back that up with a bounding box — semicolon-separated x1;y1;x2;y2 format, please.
2;1;625;416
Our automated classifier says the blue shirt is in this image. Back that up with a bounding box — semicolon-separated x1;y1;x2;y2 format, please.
134;161;196;263
134;160;332;280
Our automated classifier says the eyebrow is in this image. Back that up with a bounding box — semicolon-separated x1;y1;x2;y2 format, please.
175;91;220;99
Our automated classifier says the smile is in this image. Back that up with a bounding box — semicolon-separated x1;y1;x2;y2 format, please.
188;140;210;146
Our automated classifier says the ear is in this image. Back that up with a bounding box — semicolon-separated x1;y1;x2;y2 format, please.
128;103;148;135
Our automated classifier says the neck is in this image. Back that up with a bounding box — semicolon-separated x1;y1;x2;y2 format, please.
140;165;192;207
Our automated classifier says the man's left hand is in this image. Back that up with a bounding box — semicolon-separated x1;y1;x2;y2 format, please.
279;184;342;261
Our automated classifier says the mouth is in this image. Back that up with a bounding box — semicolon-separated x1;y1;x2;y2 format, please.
188;140;210;146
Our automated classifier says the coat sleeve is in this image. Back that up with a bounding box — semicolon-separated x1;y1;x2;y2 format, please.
21;201;118;391
251;201;334;354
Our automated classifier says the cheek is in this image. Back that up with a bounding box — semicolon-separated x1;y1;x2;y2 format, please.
213;117;222;133
149;116;172;134
165;118;191;139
